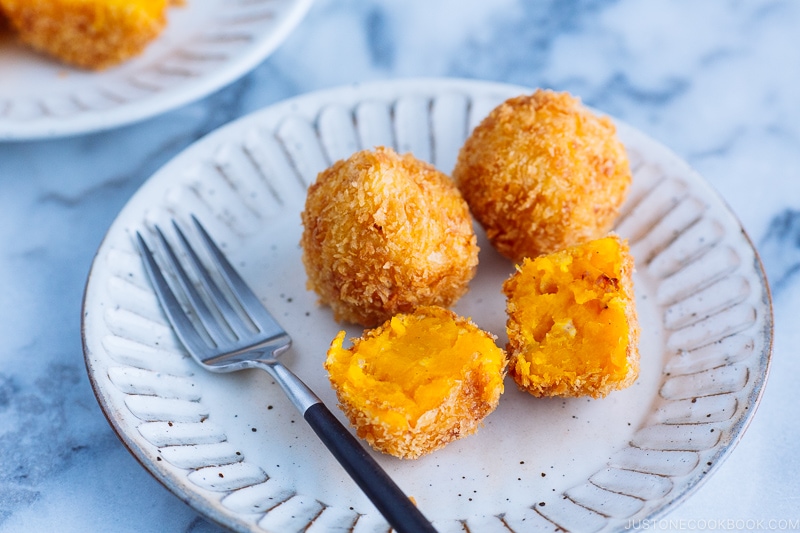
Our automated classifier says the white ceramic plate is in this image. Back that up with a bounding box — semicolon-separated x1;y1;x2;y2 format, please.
0;0;312;140
82;79;773;533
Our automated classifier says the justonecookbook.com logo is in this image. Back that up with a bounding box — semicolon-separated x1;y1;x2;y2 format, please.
625;518;800;531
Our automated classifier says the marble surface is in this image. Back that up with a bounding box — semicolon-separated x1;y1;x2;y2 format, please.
0;0;798;531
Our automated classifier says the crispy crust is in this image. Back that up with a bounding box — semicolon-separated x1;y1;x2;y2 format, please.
453;89;632;263
503;234;640;398
300;146;479;327
325;306;507;459
0;0;170;70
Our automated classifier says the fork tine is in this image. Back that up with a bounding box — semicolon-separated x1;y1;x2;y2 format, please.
171;220;254;340
140;219;436;533
136;231;213;358
153;224;234;348
190;215;287;338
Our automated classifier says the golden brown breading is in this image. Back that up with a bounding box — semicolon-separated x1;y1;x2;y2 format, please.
503;234;640;398
325;306;507;459
0;6;13;38
453;89;632;263
300;146;479;327
0;0;171;70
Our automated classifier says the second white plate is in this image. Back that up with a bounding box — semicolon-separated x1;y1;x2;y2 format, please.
82;78;772;532
0;0;312;140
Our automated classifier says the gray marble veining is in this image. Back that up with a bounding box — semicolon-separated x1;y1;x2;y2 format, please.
1;0;799;531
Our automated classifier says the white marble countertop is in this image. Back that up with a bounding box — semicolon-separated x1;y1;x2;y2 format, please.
1;1;798;531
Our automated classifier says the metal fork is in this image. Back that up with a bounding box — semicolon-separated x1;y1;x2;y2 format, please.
135;215;436;533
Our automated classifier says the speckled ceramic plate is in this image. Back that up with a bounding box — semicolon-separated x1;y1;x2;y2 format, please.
81;79;773;533
0;0;312;140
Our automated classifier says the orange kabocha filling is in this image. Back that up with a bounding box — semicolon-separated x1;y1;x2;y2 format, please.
504;235;639;398
326;306;506;459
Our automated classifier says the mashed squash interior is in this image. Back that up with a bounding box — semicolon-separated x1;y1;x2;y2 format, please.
328;311;503;426
504;235;639;398
325;305;506;458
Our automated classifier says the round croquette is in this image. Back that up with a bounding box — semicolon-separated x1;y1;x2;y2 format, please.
325;305;506;459
0;0;169;70
452;89;632;263
300;147;479;327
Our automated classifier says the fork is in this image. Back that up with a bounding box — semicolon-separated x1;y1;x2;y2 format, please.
135;215;437;533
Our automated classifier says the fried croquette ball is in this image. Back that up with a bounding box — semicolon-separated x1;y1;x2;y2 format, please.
453;89;632;263
325;305;507;459
300;146;479;327
0;0;172;70
503;234;640;398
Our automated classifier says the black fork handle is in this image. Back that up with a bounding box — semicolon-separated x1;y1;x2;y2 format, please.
259;361;436;531
304;403;438;533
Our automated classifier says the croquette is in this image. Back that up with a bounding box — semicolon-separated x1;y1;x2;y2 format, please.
503;234;639;398
325;305;507;459
0;0;174;70
300;146;479;327
453;89;632;263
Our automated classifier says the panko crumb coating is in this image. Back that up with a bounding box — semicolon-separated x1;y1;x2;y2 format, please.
325;305;507;459
0;0;175;70
503;235;640;398
452;89;632;263
300;146;479;327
